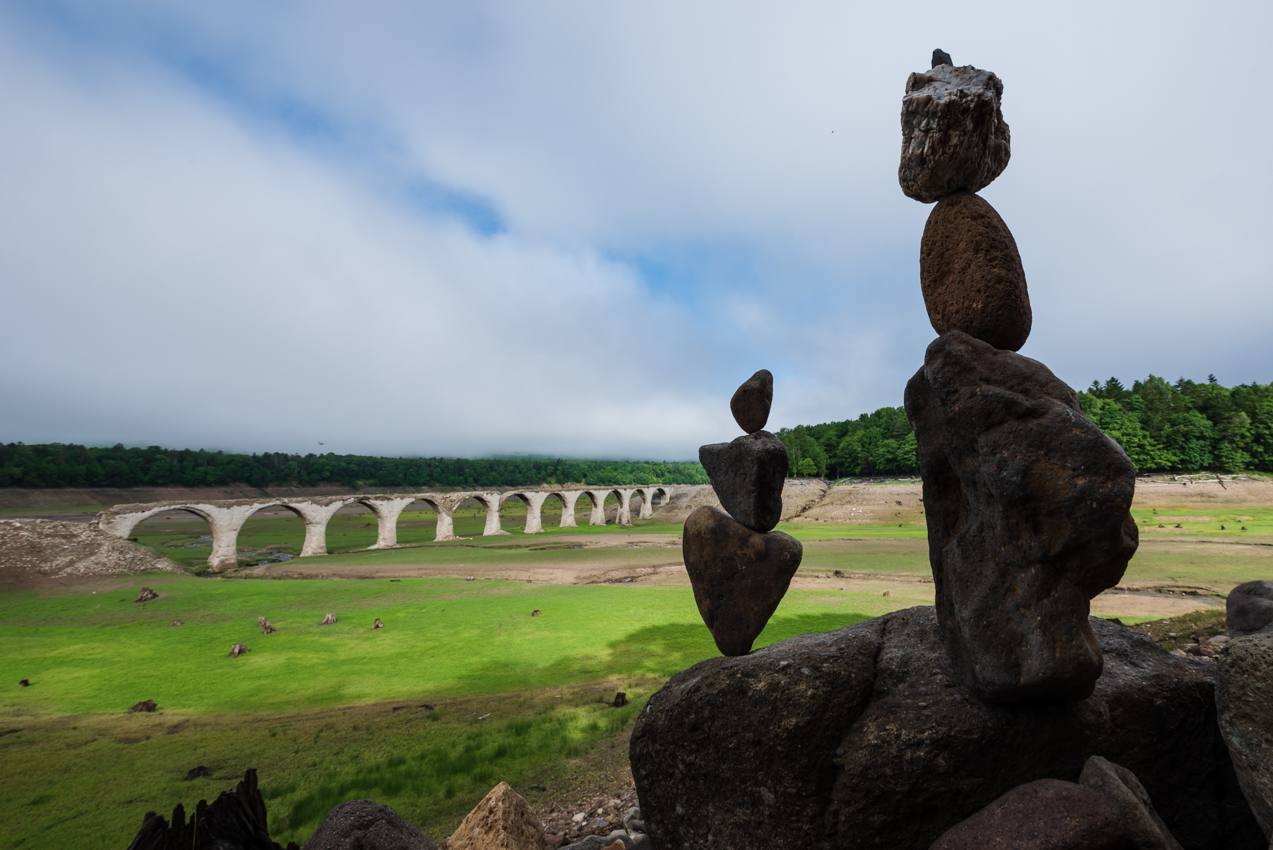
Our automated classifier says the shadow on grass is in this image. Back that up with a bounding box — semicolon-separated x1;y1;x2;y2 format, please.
276;611;878;840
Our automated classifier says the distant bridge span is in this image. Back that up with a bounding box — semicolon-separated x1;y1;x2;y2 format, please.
95;486;674;573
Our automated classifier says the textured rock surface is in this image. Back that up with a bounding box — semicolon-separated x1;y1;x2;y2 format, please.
904;331;1138;701
1228;581;1273;637
1217;634;1273;841
629;607;1263;850
447;783;544;850
1080;756;1183;850
920;191;1031;351
303;799;434;850
899;64;1010;203
698;432;788;533
930;779;1127;850
730;369;774;434
933;48;952;67
0;519;181;589
682;506;802;656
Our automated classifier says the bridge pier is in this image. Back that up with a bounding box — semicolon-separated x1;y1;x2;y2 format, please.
365;497;418;549
202;504;263;572
287;501;347;557
637;488;656;520
556;491;583;528
583;490;608;526
616;489;636;526
470;493;505;536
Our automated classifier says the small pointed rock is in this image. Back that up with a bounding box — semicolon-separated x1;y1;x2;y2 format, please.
683;506;803;656
932;48;952;67
447;782;544;850
730;369;773;434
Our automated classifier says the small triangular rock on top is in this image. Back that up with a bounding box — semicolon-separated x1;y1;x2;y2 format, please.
730;369;773;434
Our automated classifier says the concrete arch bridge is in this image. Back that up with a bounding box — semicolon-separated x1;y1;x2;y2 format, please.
96;486;674;573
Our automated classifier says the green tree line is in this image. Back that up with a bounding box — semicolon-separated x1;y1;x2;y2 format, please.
1080;375;1273;473
777;375;1273;479
0;444;709;490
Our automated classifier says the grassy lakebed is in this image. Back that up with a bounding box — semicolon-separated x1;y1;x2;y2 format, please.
4;477;1272;849
0;574;920;848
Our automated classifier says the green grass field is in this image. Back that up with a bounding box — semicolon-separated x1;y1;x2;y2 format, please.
5;489;1271;850
0;575;927;849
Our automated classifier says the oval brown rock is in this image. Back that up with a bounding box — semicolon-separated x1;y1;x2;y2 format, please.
920;191;1031;351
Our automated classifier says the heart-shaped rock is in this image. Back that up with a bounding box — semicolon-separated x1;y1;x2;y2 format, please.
683;506;803;656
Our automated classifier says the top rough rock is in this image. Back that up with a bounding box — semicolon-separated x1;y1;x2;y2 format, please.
899;64;1011;203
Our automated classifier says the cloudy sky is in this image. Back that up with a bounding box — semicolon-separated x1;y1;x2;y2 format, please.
1;1;1269;460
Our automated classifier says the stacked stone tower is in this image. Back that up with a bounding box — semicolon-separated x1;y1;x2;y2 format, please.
682;369;803;656
900;50;1140;702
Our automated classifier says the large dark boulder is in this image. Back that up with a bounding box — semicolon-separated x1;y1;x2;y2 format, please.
929;779;1127;850
1217;634;1273;842
629;607;1263;850
302;799;434;850
1227;581;1273;638
904;331;1138;702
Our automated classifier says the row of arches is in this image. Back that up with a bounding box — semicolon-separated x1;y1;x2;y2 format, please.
97;487;674;573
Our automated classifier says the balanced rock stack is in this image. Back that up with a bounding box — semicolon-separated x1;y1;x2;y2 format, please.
901;50;1138;702
627;52;1266;850
901;49;1028;351
683;369;802;656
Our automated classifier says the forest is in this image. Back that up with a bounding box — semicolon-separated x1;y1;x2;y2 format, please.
776;375;1273;479
0;445;709;490
3;376;1270;489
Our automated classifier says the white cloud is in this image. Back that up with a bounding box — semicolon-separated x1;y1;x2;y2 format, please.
1;1;1270;460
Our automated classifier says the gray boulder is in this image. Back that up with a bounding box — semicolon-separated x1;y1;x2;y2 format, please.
302;799;433;850
1228;581;1273;637
1080;755;1183;850
560;831;648;850
629;606;1264;850
698;431;787;533
905;331;1138;702
929;779;1127;850
1217;634;1273;842
899;64;1011;203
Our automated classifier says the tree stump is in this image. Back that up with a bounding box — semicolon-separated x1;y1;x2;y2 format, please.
125;768;298;850
261;621;277;634
372;618;384;629
18;679;29;687
320;613;337;625
612;692;629;708
130;699;157;712
135;588;159;603
229;643;248;658
532;609;542;617
171;621;183;627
